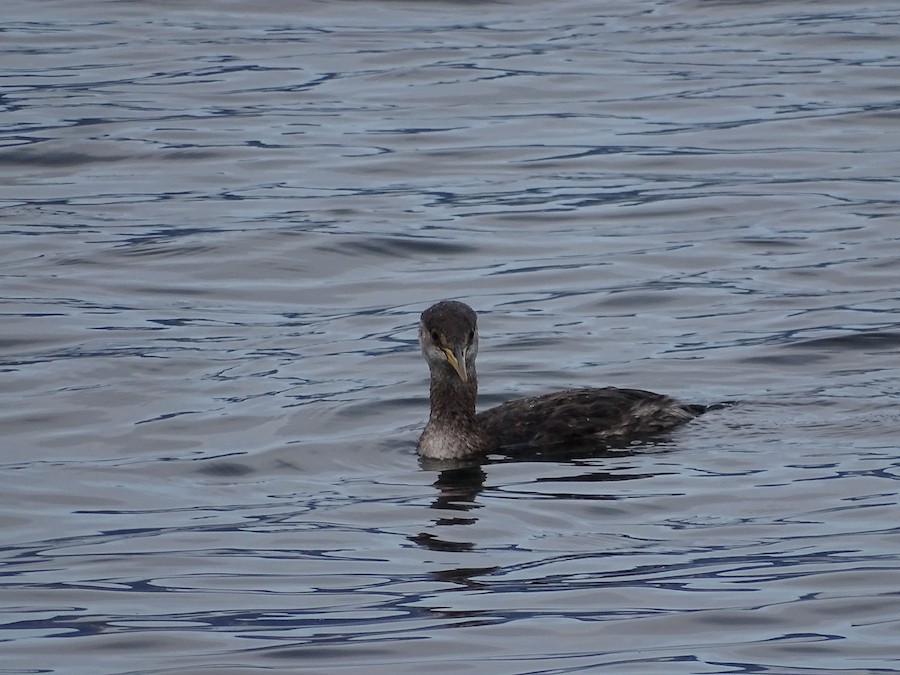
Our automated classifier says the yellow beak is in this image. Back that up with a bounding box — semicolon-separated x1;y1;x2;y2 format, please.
442;346;468;382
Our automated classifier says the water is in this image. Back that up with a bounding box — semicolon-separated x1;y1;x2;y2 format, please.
2;0;899;672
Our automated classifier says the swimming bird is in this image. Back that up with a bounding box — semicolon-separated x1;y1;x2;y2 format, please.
417;300;708;461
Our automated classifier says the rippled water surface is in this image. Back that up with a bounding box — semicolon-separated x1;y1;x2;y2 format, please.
2;0;899;673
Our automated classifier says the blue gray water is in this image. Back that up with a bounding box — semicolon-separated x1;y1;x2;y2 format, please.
2;1;899;673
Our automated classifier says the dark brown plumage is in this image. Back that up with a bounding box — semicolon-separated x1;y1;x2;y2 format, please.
417;300;706;461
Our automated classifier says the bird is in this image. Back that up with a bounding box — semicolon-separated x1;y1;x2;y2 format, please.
416;300;709;461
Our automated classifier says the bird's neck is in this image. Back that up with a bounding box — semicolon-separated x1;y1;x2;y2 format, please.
428;369;478;425
419;367;498;460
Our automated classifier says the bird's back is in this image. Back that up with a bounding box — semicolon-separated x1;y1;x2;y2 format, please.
476;387;704;452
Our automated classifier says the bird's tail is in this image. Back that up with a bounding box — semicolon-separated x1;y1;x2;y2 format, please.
691;400;738;415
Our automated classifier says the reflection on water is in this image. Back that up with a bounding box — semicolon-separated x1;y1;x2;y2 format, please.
2;0;899;672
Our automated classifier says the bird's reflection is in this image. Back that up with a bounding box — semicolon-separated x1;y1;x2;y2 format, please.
409;440;675;551
410;443;675;562
427;463;486;511
408;463;485;553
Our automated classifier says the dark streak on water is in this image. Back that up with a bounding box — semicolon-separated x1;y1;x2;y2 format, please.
1;0;900;673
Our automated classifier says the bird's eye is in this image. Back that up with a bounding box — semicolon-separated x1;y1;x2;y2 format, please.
468;331;475;344
431;330;440;343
